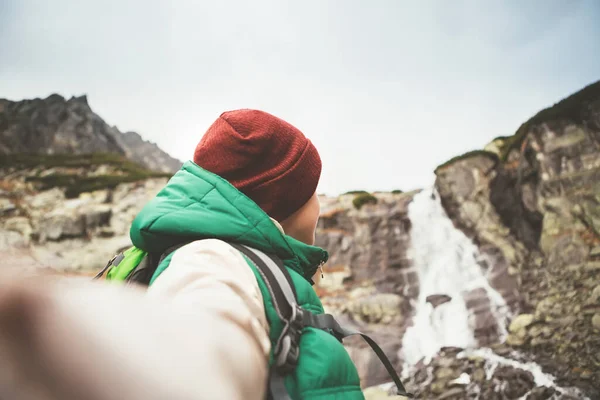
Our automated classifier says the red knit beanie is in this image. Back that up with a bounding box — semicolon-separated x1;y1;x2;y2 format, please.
193;109;322;222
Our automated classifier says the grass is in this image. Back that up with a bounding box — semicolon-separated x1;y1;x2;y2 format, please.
352;192;378;209
434;150;499;173
342;190;370;196
1;153;157;174
4;153;172;198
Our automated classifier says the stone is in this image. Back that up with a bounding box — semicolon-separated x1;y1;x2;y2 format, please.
426;294;452;308
525;386;557;400
79;189;110;203
25;188;65;209
509;314;535;333
589;285;600;304
363;387;408;400
528;324;545;338
590;246;600;258
0;198;16;214
435;367;459;380
535;297;557;317
38;210;85;241
430;381;446;395
3;216;32;240
592;313;600;330
473;368;486;382
81;204;112;229
492;366;535;399
0;229;27;250
347;293;403;324
506;334;526;347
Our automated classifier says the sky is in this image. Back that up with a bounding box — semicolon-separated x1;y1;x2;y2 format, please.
1;1;599;195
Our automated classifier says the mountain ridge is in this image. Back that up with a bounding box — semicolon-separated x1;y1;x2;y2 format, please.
0;93;182;173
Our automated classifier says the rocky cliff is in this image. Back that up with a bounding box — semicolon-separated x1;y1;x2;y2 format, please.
313;81;600;399
0;94;182;173
433;80;600;398
0;154;168;275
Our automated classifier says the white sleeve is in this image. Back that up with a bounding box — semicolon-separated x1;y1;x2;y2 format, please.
0;239;271;400
146;239;272;398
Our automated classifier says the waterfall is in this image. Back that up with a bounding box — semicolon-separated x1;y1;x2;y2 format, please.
401;188;511;366
386;188;591;399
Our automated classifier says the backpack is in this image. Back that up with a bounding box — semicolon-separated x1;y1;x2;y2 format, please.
95;242;414;399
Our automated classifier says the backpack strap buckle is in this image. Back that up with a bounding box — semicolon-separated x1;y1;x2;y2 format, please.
274;304;304;373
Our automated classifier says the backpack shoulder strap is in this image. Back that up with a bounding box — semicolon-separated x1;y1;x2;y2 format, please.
229;243;414;399
126;241;195;285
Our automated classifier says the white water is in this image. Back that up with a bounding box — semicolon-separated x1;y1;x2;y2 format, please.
401;188;511;366
395;188;589;399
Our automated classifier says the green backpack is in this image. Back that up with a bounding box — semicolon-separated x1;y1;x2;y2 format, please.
94;241;414;399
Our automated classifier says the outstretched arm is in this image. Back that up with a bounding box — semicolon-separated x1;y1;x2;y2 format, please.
0;240;271;400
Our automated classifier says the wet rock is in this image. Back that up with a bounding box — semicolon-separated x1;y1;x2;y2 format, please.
525;386;557;400
492;366;535;399
426;294;452;308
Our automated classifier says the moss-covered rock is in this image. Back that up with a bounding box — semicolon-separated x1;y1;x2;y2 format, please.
3;153;172;199
352;192;378;209
434;150;499;173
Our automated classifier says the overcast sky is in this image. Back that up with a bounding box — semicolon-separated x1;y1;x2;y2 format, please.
1;1;599;195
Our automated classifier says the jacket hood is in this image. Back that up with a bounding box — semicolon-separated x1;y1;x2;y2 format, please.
129;161;328;280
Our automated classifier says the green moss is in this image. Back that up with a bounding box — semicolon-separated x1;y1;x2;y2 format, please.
435;150;499;173
343;190;370;196
498;80;600;161
391;189;403;194
0;153;155;174
11;153;172;198
352;192;378;209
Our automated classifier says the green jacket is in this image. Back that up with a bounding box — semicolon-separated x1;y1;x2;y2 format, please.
129;161;364;399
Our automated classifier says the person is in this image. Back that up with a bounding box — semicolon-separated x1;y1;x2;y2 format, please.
0;110;368;400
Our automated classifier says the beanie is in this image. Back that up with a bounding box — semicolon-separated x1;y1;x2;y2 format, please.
193;109;321;222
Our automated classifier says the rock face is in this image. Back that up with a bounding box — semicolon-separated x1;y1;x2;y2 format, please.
315;192;419;387
0;94;182;173
434;80;600;397
0;166;167;273
317;192;417;296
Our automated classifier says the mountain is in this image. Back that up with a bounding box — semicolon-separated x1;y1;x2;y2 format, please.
0;94;182;173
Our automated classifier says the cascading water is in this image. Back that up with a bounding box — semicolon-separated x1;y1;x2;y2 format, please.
395;187;589;399
401;187;511;366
